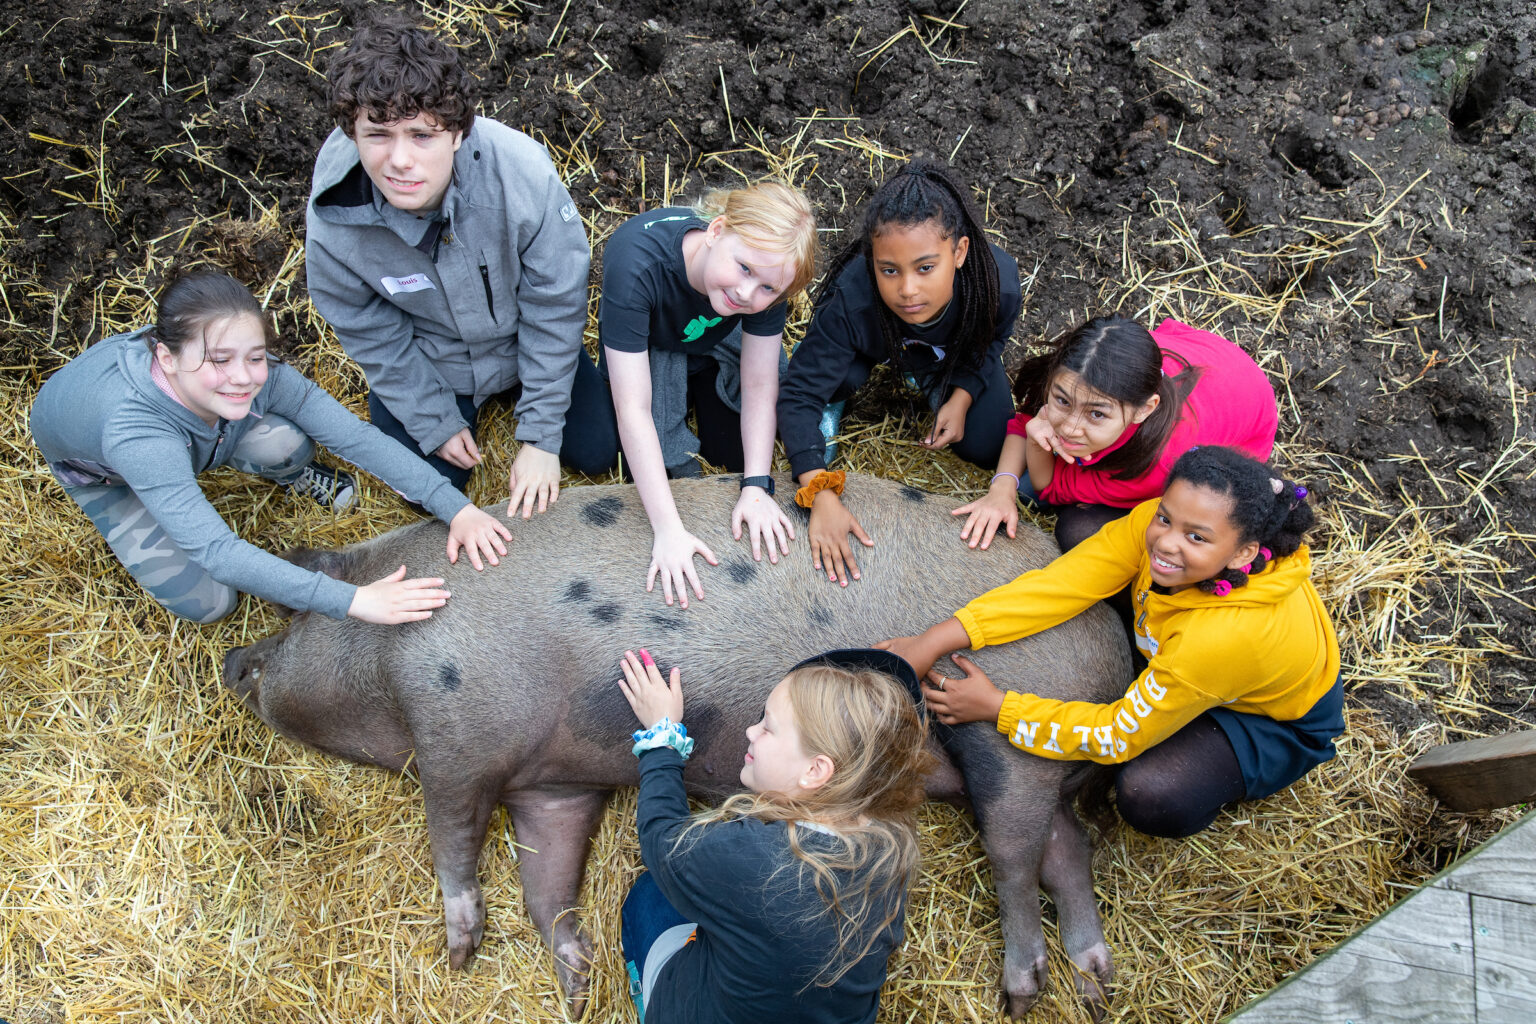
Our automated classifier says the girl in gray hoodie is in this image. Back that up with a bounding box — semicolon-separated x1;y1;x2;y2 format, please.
30;272;511;624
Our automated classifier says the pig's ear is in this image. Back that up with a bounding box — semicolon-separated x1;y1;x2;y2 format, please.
282;546;352;580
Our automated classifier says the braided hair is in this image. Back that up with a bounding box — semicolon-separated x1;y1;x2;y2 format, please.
1166;446;1316;595
815;159;999;388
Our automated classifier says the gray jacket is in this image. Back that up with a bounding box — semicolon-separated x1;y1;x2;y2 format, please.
30;328;471;619
305;118;590;457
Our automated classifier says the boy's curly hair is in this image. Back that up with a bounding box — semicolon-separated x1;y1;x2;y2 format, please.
328;16;476;137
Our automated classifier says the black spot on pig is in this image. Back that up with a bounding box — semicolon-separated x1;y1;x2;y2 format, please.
807;604;833;628
438;662;462;693
567;676;640;747
724;557;758;585
581;496;624;528
590;602;621;624
646;613;685;633
685;702;724;748
900;485;927;503
564;579;592;603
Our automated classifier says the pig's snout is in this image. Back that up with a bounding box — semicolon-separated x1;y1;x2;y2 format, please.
222;646;262;706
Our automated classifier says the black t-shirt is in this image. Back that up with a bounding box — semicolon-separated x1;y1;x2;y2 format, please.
636;748;904;1024
599;207;789;356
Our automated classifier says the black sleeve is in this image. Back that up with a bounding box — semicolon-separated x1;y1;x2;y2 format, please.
778;286;868;478
635;747;779;933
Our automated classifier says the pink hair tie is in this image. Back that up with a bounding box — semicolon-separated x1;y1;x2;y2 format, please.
1259;547;1273;561
1211;579;1233;596
1240;562;1253;575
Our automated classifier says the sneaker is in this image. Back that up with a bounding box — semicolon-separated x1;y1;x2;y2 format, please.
819;399;847;465
289;463;357;511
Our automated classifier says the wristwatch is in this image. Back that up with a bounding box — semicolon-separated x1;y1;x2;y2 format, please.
740;475;776;495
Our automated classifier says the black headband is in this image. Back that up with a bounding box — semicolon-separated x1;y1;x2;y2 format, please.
789;647;924;708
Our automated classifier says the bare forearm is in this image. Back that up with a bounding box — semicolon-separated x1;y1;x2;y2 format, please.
1024;439;1056;493
614;403;684;535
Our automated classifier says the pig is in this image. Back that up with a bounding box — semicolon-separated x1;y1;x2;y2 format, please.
222;472;1131;1017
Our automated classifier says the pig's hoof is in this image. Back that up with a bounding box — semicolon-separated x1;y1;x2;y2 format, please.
1071;941;1114;1020
552;936;592;1019
444;890;486;969
1002;953;1049;1019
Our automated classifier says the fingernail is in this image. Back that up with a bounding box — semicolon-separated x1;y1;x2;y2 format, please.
640;650;654;666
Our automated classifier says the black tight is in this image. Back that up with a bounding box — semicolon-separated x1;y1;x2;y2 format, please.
1114;714;1246;838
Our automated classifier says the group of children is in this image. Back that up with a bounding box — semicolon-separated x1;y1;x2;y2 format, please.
29;17;1345;1023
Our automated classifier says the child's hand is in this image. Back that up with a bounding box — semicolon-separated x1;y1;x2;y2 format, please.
446;505;513;570
732;486;795;564
507;443;561;519
808;490;873;586
648;526;718;608
920;389;972;450
435;427;483;471
618;649;684;729
348;565;450;624
1023;415;1069;459
953;481;1019;550
923;653;1007;725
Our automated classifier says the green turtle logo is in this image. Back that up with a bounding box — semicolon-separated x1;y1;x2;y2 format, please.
680;314;722;344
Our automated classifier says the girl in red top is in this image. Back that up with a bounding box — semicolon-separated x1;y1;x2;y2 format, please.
955;316;1278;552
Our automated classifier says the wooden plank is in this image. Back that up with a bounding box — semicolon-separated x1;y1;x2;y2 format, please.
1408;730;1536;811
1473;895;1536;1020
1224;885;1474;1023
1223;947;1475;1024
1435;812;1536;905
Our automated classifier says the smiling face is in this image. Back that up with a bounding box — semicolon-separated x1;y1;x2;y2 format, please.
1145;480;1261;592
688;219;797;318
869;218;970;326
1040;368;1160;460
353;112;463;212
741;680;823;797
155;313;270;426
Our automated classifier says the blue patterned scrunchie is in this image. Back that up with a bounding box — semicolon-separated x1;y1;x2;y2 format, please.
631;717;695;760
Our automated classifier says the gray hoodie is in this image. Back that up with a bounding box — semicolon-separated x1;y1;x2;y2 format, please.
30;328;471;619
305;118;590;457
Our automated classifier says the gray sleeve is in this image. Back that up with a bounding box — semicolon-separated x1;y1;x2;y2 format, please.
106;431;359;619
304;233;469;457
263;366;472;524
508;159;592;450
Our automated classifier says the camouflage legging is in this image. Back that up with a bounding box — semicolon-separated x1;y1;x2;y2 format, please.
55;415;314;623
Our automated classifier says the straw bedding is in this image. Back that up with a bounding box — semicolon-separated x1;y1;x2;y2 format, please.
3;2;1531;1021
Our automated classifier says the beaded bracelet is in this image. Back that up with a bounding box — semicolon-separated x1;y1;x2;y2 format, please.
794;469;847;509
631;717;696;760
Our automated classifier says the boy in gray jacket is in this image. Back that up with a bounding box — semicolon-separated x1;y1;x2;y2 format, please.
305;17;616;515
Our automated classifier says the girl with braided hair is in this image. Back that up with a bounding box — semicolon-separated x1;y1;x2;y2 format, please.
881;446;1344;838
778;159;1022;586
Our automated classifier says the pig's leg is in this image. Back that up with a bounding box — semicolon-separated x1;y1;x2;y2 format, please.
507;787;609;1018
945;726;1054;1018
420;771;500;969
1039;798;1113;1017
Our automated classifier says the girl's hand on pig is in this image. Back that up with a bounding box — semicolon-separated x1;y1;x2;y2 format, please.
618;648;684;729
876;618;971;680
953;482;1019;550
648;526;718;609
446;506;513;571
348;565;450;624
922;654;1008;726
506;443;561;519
732;488;795;564
808;490;874;586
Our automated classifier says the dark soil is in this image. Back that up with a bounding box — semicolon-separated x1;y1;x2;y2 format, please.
4;0;1534;727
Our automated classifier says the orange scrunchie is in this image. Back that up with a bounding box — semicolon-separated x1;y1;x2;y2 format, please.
794;469;846;508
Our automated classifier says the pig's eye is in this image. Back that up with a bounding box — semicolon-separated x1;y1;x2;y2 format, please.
251;668;261;680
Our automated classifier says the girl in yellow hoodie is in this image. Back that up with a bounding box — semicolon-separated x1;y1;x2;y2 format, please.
881;445;1343;837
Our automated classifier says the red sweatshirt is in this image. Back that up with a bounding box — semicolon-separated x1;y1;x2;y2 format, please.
1007;319;1278;506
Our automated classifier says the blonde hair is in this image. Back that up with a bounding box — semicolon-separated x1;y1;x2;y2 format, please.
675;664;933;988
692;181;818;299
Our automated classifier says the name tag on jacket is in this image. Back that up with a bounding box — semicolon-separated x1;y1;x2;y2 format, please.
381;273;437;296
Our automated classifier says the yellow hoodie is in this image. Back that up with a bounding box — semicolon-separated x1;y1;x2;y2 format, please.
954;499;1340;764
